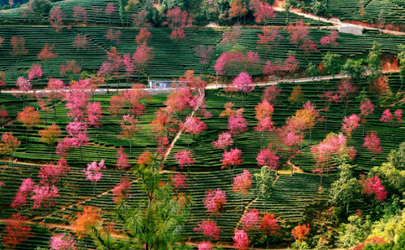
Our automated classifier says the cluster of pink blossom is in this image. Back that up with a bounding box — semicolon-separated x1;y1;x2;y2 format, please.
320;31;339;46
341;114;361;138
221;148;243;168
193;220;220;240
116;147;130;171
203;188;227;215
83;160;106;184
241;208;261;231
31;184;59;209
233;230;250;250
362;175;387;202
174;150;195;169
197;241;213;250
363;132;383;155
28;64;43;81
380;109;403;124
49;233;76;250
214;51;260;76
170;172;188;190
228;115;248;136
232;72;254;94
56;119;89;156
112;177;131;204
11;178;35;208
232;169;253;194
212;132;234;150
86;102;102;128
256;148;279;169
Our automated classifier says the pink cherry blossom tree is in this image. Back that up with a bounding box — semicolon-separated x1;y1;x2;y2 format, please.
283;55;300;82
83;160;106;196
112;176;131;204
341;114;360;141
11;178;35;209
380;109;403;141
278;128;301;175
232;169;252;207
221;148;243;178
194;220;220;241
184;116;207;149
320;30;339;47
119;114;141;156
104;3;116;27
361;175;387;206
233;230;250;250
212;132;234;151
86;102;103;134
56;119;89;160
197;242;213;250
363;131;383;163
232;72;254;107
31;184;59;227
165;6;188;42
228;114;248;147
241;208;261;232
45;79;65;119
170;172;187;190
174;150;195;176
311;133;356;186
13;77;32;107
116;147;130;174
194;45;214;73
257;148;279;171
49;233;76;250
203;188;227;216
359;99;374;135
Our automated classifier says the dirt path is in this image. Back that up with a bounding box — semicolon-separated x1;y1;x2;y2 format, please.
274;5;405;36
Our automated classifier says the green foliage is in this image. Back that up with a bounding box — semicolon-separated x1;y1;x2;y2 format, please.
312;2;326;17
341;59;366;80
338;215;372;248
306;62;318;77
368;208;405;244
291;240;310;250
368;41;383;78
393;231;405;250
91;155;189;250
329;163;360;213
231;43;247;53
254;166;275;201
28;0;52;17
117;0;129;27
322;52;341;78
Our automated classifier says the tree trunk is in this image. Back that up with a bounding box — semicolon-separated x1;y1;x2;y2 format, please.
325;111;328;134
50;145;53;162
130;138;132;156
94;182;96;196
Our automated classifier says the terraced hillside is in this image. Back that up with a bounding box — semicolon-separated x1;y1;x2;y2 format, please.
1;0;405;249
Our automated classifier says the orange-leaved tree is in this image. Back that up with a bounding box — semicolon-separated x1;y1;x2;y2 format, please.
0;132;20;173
38;123;61;161
291;223;310;242
288;85;305;109
72;206;100;240
17;106;42;143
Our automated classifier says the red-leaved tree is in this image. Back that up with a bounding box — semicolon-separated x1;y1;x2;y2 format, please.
2;212;33;249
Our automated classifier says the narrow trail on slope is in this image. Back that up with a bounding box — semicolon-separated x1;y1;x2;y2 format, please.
287;160;305;174
233;173;280;233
